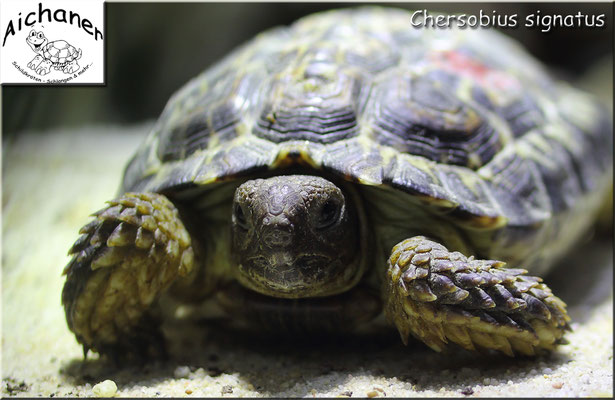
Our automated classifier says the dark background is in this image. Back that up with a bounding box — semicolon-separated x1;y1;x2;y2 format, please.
2;2;613;137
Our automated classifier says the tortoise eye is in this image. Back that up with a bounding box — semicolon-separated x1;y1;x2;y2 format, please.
316;199;340;230
29;30;36;37
37;32;44;39
233;204;249;230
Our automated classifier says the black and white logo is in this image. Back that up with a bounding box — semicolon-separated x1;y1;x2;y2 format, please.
1;0;104;85
26;29;83;76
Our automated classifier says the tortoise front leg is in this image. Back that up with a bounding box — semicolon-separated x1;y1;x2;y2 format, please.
383;236;570;356
62;192;197;359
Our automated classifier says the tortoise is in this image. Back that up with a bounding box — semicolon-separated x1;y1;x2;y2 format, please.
61;7;613;359
26;30;82;76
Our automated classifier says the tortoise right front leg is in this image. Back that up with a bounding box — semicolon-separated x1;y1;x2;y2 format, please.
27;55;44;70
62;192;197;359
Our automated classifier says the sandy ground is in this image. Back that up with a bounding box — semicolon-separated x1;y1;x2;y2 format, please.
2;124;613;397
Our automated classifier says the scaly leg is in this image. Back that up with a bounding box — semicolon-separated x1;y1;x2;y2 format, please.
383;236;570;356
62;192;197;359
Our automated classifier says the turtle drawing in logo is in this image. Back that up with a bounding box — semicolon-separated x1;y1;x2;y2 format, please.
25;30;82;76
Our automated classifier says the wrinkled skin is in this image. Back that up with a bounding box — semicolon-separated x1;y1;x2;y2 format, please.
231;175;364;298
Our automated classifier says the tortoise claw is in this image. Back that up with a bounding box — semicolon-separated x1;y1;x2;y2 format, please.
384;236;570;356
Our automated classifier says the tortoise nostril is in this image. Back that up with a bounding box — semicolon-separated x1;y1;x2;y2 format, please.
262;220;293;247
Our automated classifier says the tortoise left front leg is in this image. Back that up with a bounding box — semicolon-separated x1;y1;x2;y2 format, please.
383;236;570;356
36;60;52;76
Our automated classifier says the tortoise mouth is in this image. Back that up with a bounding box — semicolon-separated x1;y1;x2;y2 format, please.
237;254;354;298
215;282;381;333
26;37;45;49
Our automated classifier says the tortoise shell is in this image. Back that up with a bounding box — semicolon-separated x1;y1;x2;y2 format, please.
121;7;612;274
43;40;79;63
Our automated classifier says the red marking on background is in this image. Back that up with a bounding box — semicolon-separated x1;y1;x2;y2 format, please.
431;50;519;91
440;50;489;78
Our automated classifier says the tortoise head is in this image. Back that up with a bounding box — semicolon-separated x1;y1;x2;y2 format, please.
231;175;366;298
26;30;47;53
